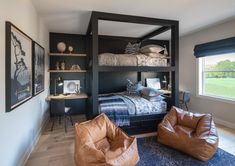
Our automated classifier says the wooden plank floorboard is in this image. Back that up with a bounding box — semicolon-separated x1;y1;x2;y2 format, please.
26;115;85;166
26;115;235;166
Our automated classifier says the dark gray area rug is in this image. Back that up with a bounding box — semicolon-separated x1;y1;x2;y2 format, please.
137;136;235;166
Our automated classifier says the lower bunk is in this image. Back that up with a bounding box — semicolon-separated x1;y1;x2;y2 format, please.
98;91;169;134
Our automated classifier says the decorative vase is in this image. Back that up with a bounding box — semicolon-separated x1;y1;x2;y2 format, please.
61;61;66;70
57;42;66;53
68;46;73;54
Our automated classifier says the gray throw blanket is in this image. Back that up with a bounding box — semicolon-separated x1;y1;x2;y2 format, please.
98;94;130;126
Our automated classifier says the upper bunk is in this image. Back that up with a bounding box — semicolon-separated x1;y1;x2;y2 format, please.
86;11;179;73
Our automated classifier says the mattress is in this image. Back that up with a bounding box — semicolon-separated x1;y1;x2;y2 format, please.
98;53;168;67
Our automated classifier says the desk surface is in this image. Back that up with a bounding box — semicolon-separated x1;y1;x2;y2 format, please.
46;93;88;100
159;89;171;94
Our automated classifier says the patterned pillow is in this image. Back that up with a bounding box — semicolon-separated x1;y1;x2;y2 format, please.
126;79;143;94
125;42;141;54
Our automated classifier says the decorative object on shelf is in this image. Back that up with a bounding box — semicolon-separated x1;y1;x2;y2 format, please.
33;42;45;96
168;84;172;91
60;61;66;70
55;61;60;70
162;76;168;89
68;46;74;53
57;42;66;53
5;22;33;112
75;85;81;95
70;64;81;70
146;78;161;90
63;80;80;94
54;77;63;96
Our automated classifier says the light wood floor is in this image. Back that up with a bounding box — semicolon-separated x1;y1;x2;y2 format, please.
26;116;235;166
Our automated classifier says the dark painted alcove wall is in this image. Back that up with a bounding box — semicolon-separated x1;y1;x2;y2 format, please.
49;33;87;115
50;33;170;115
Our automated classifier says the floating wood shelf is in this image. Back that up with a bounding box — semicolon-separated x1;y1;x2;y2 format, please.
98;66;175;72
48;53;87;57
48;70;87;73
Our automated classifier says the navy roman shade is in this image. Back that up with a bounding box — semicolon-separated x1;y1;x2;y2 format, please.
194;37;235;58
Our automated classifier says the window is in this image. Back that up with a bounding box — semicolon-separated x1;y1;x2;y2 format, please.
198;53;235;101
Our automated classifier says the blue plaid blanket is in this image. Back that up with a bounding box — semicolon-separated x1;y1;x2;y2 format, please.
98;94;130;126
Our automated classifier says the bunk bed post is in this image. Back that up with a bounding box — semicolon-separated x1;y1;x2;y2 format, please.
91;13;99;116
137;72;141;82
171;21;179;107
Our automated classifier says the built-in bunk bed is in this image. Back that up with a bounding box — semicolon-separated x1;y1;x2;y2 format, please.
86;11;179;134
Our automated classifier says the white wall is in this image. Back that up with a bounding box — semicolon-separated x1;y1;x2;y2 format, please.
179;19;235;128
0;0;49;166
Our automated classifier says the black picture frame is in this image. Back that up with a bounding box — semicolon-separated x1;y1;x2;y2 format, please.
32;41;45;96
5;21;33;112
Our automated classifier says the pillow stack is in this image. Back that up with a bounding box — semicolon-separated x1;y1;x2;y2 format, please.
140;87;164;102
126;80;165;102
140;44;168;58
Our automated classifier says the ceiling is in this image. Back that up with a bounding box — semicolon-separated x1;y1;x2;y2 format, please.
32;0;235;39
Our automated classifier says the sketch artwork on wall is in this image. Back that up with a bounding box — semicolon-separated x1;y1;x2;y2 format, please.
63;80;80;94
5;22;33;112
33;42;45;95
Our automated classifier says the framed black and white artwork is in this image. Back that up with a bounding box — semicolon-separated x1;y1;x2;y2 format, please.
33;42;45;96
5;22;33;112
63;80;80;94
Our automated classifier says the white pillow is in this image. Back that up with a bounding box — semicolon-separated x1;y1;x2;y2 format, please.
140;44;164;53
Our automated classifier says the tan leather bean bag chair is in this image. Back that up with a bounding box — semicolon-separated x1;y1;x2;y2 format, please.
74;113;139;166
158;106;218;161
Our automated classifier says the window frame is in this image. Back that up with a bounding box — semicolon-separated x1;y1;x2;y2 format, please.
196;57;235;104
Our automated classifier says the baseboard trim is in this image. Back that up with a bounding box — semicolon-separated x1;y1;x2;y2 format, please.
213;117;235;130
189;109;235;130
20;111;50;166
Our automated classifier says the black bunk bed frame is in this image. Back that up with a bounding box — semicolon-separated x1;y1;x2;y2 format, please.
86;11;179;134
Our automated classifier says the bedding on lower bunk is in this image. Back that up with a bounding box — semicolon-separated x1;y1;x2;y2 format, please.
98;53;168;67
98;94;130;126
98;92;167;126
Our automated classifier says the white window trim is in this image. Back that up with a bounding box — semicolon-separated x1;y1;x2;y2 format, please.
196;58;235;105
